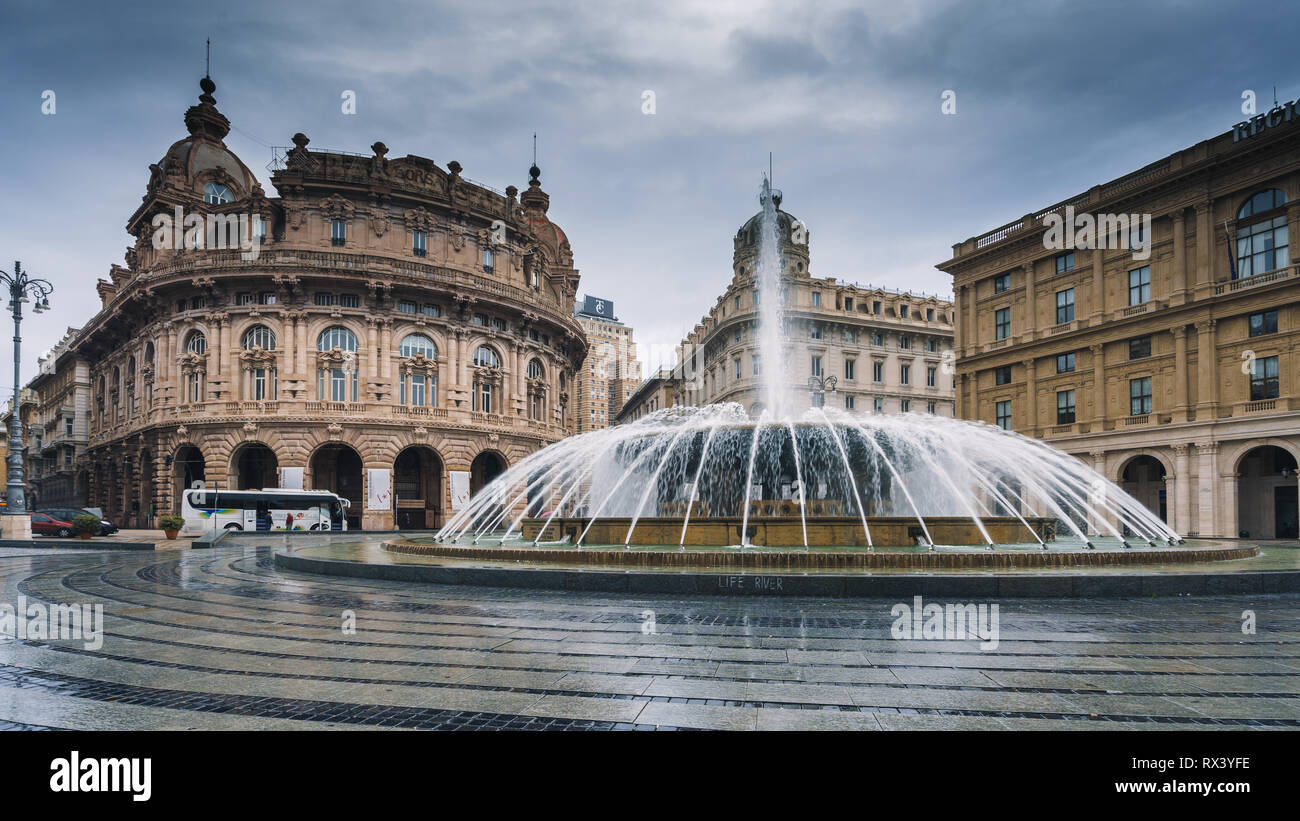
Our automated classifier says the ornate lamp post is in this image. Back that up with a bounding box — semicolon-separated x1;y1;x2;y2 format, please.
2;261;52;538
808;374;837;408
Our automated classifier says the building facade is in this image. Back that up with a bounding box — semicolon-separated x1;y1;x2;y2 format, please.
572;295;641;432
938;112;1300;540
675;196;956;416
26;329;92;510
615;367;679;424
65;76;587;530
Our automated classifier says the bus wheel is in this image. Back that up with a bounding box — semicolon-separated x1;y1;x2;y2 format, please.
224;523;243;531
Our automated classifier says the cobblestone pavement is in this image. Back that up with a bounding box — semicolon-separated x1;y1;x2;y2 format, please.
1;545;1297;730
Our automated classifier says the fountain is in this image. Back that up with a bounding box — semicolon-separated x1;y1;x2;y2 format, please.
435;180;1185;556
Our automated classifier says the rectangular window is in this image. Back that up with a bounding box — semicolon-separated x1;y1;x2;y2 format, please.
872;300;882;315
900;399;911;412
926;366;936;387
899;335;912;350
926;338;938;352
331;219;346;246
810;355;823;378
809;323;822;340
995;308;1010;339
422;304;441;317
845;298;854;311
339;293;359;308
927;401;936;414
1249;310;1278;337
996;400;1012;430
397;300;416;314
1236;215;1289;278
900;305;910;319
1251;355;1280;400
1055;252;1074;274
873;397;884;413
734;327;741;342
314;292;336;306
811;292;821;307
926;307;935;321
236;292;253;305
900;364;911;385
845;359;856;381
1056;389;1076;424
1056;352;1075;373
752;355;761;376
1128;266;1151;306
734;359;742;379
872;361;883;383
843;328;856;344
994;366;1011;385
1129;336;1151;359
735;295;741;310
482;248;494;273
473;314;488;327
65;416;73;436
1055;289;1075;324
994;273;1010;293
872;332;884;347
412;230;427;256
1130;377;1153;416
845;395;855;410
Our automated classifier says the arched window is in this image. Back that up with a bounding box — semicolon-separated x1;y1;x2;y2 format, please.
1236;189;1290;279
399;334;437;358
527;358;544;380
398;334;438;407
317;326;359;402
242;325;276;350
473;346;500;368
126;357;137;415
204;182;232;205
185;331;207;355
526;359;547;421
317;326;358;352
242;325;278;401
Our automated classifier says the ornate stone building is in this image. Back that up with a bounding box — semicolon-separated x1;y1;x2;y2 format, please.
71;76;587;530
25;329;92;510
938;107;1300;540
674;194;956;416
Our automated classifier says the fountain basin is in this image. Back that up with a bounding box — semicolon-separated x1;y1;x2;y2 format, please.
517;515;1054;548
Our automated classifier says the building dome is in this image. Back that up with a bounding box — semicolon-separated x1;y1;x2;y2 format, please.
146;77;260;202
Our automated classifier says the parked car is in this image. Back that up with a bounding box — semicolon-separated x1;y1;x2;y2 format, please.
39;509;118;536
30;511;76;537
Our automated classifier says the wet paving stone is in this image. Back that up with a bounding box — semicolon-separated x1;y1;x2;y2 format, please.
0;543;1298;730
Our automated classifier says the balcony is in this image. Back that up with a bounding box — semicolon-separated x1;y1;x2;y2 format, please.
1213;263;1299;296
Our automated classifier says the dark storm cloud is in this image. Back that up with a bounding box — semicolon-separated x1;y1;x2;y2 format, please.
1;0;1298;383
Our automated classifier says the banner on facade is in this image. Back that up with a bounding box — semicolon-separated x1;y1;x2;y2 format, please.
449;470;471;510
367;468;392;510
280;467;304;490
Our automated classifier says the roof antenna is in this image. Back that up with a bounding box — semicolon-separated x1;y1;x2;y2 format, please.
533;132;537;166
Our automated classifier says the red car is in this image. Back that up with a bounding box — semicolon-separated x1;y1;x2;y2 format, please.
30;511;75;537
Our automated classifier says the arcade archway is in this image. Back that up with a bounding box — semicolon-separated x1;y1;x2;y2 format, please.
1237;446;1298;539
310;443;363;529
393;446;444;530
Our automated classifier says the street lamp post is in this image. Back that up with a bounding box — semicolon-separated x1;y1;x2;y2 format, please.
2;261;53;539
808;374;837;408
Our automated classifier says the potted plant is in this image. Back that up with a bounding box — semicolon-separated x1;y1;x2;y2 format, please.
159;515;185;540
71;514;101;540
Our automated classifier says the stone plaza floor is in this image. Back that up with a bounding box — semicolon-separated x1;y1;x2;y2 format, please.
1;542;1298;731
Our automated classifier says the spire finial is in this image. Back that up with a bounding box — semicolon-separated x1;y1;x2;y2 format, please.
206;38;210;77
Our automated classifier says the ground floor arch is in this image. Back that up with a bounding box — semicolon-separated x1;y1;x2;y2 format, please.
470;451;507;495
1237;445;1298;539
310;443;363;529
1119;454;1167;525
234;442;279;490
393;445;444;530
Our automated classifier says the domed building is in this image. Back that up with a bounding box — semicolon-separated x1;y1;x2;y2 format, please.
71;76;587;529
620;189;956;422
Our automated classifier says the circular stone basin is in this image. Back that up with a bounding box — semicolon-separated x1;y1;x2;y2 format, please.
385;538;1258;570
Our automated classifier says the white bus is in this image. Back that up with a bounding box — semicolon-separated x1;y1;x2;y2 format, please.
180;488;350;533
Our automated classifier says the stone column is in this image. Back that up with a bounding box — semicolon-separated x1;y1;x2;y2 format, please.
1022;262;1036;340
1170;210;1188;304
1090;343;1106;424
1171;324;1189;421
220;316;233;380
1089;450;1109;535
1023;357;1038;434
366;320;379;400
1091;247;1105;321
167;324;180;396
1195;319;1218;418
380;321;392;380
280;313;295;375
1194;201;1213;297
1195;441;1218;537
295;315;308;376
1171;443;1190;535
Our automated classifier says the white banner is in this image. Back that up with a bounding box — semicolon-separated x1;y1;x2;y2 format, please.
367;468;392;511
280;467;304;490
449;470;472;510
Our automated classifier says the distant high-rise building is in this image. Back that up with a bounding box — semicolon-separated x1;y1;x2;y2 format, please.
573;296;641;431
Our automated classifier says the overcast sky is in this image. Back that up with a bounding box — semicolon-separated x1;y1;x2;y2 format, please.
2;0;1298;388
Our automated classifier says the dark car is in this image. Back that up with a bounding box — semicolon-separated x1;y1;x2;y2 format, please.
39;508;118;536
30;511;76;537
